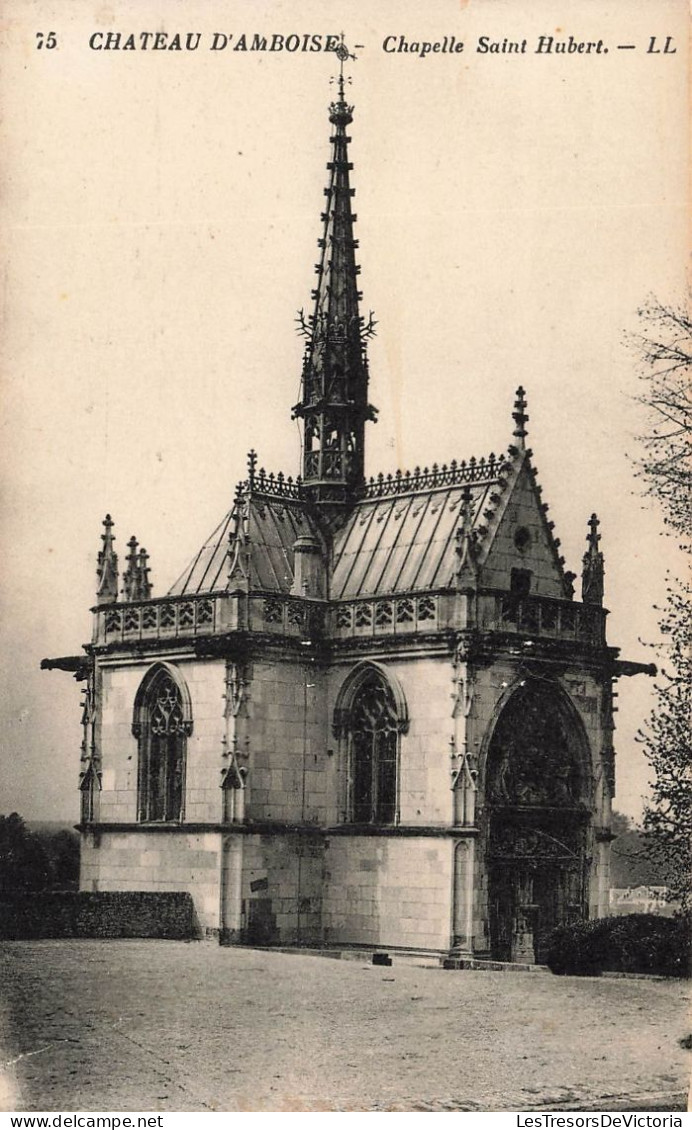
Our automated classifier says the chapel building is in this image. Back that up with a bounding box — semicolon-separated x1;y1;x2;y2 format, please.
43;72;651;962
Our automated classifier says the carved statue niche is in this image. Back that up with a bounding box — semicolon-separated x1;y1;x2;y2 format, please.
450;651;477;825
226;661;247;719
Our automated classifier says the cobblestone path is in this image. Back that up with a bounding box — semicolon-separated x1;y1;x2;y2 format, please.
0;941;688;1111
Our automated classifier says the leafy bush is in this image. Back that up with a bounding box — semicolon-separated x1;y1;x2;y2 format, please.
545;919;605;976
546;913;691;977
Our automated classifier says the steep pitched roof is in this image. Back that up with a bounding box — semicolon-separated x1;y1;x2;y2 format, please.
169;493;321;597
167;454;511;600
167;392;574;605
168;509;234;596
330;460;505;599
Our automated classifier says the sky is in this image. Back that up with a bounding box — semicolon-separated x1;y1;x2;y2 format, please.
0;0;688;825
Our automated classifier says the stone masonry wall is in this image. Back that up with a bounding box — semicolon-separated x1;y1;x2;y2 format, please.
245;658;335;825
80;830;221;932
323;835;453;951
239;832;325;946
97;656;226;825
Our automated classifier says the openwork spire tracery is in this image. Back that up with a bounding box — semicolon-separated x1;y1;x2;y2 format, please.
292;37;377;518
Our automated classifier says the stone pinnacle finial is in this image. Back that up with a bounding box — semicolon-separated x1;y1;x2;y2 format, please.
582;512;604;606
123;536;140;602
96;513;119;605
460;484;474;531
512;386;529;446
455;485;479;583
138;547;152;601
247;450;257;488
230;481;244;540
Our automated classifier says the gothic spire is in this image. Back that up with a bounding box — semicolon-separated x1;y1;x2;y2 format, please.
293;38;377;519
96;514;118;605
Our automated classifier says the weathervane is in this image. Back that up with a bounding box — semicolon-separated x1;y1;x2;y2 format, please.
330;33;360;101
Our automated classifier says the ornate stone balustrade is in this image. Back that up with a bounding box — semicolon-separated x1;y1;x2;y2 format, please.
95;588;605;649
256;595;325;638
329;593;441;639
99;595;222;643
477;591;606;645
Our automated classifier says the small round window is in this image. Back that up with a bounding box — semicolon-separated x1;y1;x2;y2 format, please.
514;526;531;552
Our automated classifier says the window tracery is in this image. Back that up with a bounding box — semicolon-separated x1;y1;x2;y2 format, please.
349;674;400;825
134;667;191;823
355;603;372;627
336;606;352;629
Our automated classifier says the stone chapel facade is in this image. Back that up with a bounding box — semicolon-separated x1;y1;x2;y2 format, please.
43;75;651;962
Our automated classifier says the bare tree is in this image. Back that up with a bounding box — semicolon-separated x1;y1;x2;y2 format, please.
631;298;691;542
629;297;691;909
636;581;691;908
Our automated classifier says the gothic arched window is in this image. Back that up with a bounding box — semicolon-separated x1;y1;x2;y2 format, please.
350;677;398;823
133;665;192;823
342;674;400;826
334;662;409;826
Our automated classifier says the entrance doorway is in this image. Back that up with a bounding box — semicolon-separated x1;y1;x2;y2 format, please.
488;822;586;962
485;681;591;963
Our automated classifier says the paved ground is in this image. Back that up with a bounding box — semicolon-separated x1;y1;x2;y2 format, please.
0;940;689;1112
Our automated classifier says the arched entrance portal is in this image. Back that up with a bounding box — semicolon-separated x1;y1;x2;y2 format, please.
485;681;591;964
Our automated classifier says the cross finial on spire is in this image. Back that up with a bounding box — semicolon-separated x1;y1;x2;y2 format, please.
512;386;529;446
587;512;600;550
332;33;357;103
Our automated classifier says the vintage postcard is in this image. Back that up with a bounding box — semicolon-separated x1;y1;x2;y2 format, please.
0;0;688;1115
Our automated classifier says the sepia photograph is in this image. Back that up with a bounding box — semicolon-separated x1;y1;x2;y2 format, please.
0;0;689;1115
